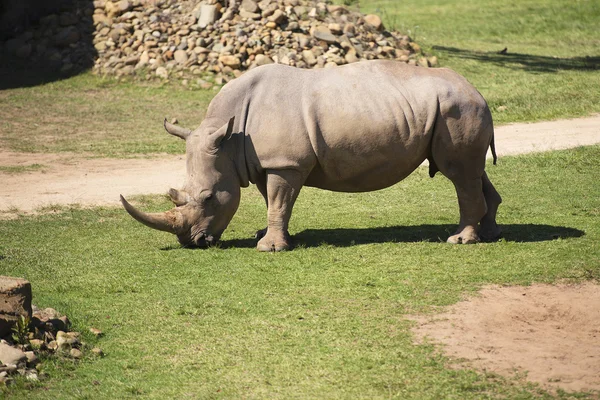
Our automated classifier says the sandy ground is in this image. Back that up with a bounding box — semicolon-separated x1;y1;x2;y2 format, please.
411;283;600;393
1;114;599;214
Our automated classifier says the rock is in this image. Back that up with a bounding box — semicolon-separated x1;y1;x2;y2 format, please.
89;328;103;338
47;341;58;351
240;10;261;19
56;331;71;350
156;66;169;79
24;351;38;366
70;348;83;359
106;0;131;18
345;49;359;63
301;50;317;66
328;23;342;35
174;50;188;64
417;57;429;67
254;54;274;66
311;26;337;44
428;56;438;67
343;23;356;36
241;0;260;13
29;339;46;351
364;14;383;31
25;371;38;381
198;5;218;28
268;10;286;25
409;42;421;53
0;343;26;366
91;347;104;357
219;55;241;69
0;277;32;339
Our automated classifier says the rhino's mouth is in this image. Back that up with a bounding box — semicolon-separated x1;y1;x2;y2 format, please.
181;231;220;248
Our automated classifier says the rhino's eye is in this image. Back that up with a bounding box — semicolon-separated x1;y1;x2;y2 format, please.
204;193;213;202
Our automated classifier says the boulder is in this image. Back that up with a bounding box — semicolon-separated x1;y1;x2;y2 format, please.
0;342;26;366
0;277;32;339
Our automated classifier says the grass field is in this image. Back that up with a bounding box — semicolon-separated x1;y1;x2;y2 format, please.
1;146;599;398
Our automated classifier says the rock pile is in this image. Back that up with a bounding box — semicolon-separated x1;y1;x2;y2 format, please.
0;0;435;86
0;305;104;386
0;276;103;386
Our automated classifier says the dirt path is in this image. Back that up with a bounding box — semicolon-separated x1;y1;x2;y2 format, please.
1;115;599;214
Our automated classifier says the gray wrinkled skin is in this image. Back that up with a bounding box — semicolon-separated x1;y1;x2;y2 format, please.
121;60;502;251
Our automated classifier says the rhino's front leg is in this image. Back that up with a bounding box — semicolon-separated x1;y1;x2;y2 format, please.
257;169;304;252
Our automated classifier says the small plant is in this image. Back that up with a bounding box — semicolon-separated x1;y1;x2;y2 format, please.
11;315;31;345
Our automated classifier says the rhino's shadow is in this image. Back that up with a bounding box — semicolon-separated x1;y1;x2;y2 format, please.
218;224;584;249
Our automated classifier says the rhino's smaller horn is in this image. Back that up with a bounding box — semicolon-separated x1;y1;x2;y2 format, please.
164;118;192;140
120;195;182;234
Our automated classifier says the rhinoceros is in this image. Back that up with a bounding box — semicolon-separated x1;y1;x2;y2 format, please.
121;60;502;251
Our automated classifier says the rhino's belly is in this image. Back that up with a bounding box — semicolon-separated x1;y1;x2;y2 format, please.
304;141;428;192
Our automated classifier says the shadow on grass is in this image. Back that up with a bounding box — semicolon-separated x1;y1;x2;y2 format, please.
433;46;600;73
208;224;584;250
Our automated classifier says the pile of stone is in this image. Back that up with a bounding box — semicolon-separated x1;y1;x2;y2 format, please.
0;0;436;86
0;277;103;386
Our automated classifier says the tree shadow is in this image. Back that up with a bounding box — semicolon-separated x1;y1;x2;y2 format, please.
433;46;600;73
0;0;97;89
215;224;584;250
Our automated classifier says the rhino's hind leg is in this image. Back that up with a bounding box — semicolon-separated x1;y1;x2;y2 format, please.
479;172;502;241
447;177;487;244
257;169;304;252
254;179;269;240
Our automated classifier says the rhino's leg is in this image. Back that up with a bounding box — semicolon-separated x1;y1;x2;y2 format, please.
431;109;490;244
257;169;304;252
479;172;502;241
447;177;487;244
255;178;269;240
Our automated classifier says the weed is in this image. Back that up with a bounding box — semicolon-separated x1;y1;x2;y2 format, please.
11;315;31;345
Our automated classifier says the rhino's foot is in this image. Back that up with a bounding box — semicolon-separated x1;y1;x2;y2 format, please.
255;227;267;240
447;226;480;244
257;230;291;252
479;224;502;242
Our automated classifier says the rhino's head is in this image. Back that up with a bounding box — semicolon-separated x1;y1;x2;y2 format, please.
121;117;241;248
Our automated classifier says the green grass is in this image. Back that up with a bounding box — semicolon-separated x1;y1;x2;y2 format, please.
0;74;212;157
0;164;44;174
0;0;598;156
1;146;599;398
360;0;600;124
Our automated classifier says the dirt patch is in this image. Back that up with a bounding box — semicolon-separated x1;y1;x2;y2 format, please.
0;115;599;215
411;283;600;393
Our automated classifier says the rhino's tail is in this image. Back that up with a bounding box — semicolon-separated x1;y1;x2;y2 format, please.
490;130;498;165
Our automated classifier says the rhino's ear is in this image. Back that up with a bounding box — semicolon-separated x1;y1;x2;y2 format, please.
168;188;191;206
208;117;235;149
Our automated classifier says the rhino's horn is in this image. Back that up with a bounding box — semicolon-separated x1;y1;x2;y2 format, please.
164;118;192;140
120;195;182;234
